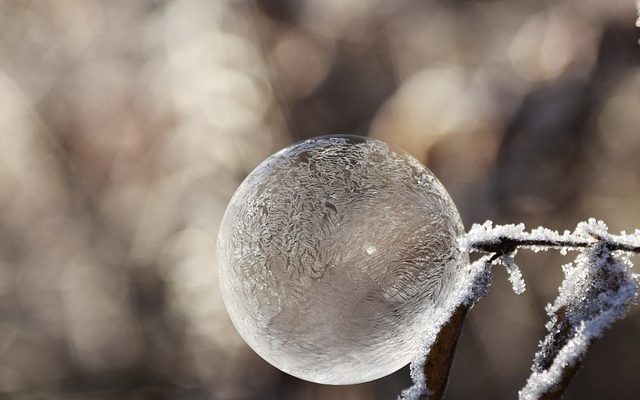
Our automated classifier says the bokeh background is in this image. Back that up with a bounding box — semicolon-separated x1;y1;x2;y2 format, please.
1;0;639;399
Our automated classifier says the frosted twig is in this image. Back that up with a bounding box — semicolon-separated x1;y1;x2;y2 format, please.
495;251;526;295
399;256;493;400
461;219;640;256
519;244;638;400
400;219;640;400
460;219;640;400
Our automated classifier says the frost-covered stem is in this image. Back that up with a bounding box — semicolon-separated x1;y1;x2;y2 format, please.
472;236;640;256
400;256;493;400
464;219;640;257
401;220;639;400
462;220;639;400
529;306;583;400
519;243;638;400
416;305;468;400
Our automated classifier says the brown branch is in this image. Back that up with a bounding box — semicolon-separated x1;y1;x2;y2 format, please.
418;304;468;400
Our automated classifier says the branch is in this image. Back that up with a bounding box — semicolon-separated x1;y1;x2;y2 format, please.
460;220;640;400
519;243;638;400
418;305;467;400
463;219;640;256
399;219;640;400
400;257;493;400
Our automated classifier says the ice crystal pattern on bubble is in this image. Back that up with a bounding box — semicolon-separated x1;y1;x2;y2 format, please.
217;135;467;384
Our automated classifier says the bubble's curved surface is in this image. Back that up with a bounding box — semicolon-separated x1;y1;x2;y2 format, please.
217;135;467;384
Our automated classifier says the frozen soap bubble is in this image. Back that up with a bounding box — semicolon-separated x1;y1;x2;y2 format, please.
217;135;467;384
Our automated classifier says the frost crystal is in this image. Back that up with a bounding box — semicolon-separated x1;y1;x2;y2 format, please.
218;135;468;385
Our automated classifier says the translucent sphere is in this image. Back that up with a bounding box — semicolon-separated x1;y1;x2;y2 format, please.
217;135;467;384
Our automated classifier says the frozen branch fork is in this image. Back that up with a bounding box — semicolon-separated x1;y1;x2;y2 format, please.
400;219;640;400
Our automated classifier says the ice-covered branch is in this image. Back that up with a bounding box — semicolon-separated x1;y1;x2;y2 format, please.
399;219;640;400
519;244;639;400
460;219;640;399
461;219;640;257
399;257;493;400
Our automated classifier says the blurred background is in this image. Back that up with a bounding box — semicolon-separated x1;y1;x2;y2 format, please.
0;0;639;399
